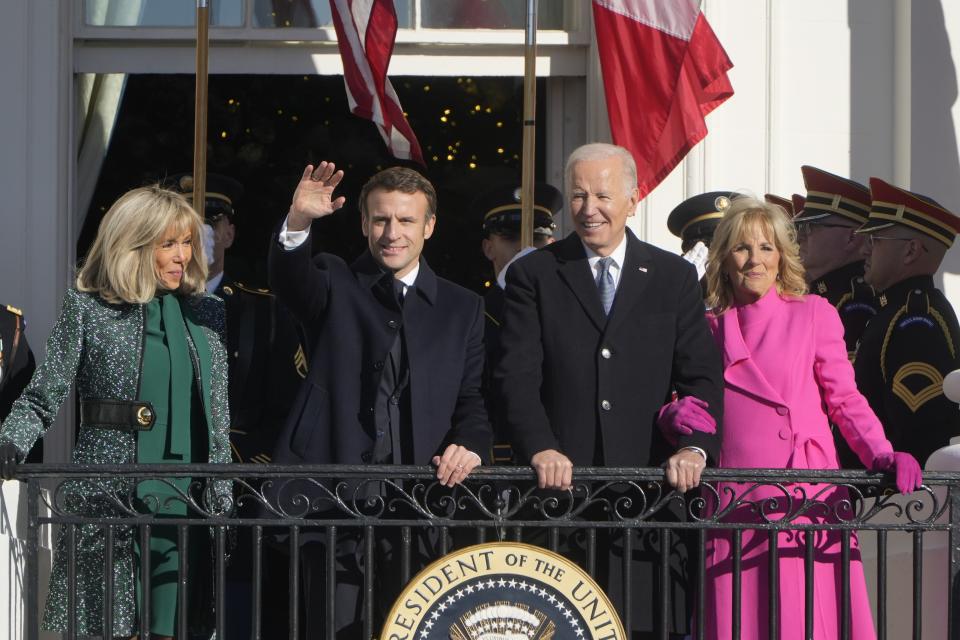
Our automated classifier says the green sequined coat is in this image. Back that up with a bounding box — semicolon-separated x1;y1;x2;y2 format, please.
0;288;232;637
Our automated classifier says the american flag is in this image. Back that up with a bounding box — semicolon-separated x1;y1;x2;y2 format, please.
329;0;425;165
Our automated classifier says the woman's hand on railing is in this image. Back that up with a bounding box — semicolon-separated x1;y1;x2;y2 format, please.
0;441;20;480
872;451;923;494
656;396;716;446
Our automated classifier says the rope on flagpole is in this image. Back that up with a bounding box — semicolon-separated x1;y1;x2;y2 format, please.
520;0;538;249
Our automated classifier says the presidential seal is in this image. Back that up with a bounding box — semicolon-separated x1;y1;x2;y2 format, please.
380;542;624;640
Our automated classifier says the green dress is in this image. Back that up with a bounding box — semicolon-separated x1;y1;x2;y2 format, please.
134;293;212;636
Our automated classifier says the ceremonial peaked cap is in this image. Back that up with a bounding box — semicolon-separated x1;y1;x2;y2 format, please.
857;178;960;248
796;165;871;224
475;183;562;237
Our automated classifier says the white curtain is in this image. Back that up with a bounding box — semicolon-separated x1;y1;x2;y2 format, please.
76;1;144;225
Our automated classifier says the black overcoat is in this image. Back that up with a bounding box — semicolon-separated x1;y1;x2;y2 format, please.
494;230;724;636
495;230;723;466
268;234;492;476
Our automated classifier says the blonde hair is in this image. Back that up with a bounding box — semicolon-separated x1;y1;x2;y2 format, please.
77;185;207;304
705;195;807;313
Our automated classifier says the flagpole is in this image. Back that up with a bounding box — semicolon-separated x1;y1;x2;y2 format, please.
520;0;538;249
193;0;210;207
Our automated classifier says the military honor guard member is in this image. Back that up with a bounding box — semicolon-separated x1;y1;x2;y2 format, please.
667;191;738;253
475;182;561;463
0;304;38;461
795;166;878;358
854;178;960;464
667;191;739;297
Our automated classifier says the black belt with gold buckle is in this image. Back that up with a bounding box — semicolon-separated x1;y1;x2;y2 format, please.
80;399;156;431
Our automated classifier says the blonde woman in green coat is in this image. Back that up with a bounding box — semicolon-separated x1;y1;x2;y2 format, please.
0;185;232;638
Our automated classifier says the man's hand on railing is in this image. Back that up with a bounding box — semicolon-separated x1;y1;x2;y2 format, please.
872;451;923;494
664;449;706;493
0;441;20;480
530;449;574;490
656;396;716;446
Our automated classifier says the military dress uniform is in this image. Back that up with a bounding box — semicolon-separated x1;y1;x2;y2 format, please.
214;277;307;464
667;190;739;253
854;177;960;464
796;165;879;359
809;261;878;358
475;183;562;463
0;304;38;461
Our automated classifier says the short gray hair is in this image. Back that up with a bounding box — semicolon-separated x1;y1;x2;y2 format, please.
564;143;638;196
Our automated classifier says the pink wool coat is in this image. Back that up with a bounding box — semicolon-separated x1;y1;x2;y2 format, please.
702;290;893;640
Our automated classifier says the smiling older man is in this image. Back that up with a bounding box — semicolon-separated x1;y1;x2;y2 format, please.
494;143;723;638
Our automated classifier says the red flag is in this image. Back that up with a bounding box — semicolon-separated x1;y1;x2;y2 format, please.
593;0;733;198
329;0;425;165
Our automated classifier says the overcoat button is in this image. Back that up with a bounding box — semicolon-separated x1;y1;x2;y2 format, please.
373;361;384;370
600;348;612;359
387;320;399;329
778;427;790;440
361;452;372;463
776;406;789;416
600;400;612;411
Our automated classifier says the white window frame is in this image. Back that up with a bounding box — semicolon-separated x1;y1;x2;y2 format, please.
74;0;592;46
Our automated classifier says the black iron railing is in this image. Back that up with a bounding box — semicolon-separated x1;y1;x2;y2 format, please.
8;464;960;640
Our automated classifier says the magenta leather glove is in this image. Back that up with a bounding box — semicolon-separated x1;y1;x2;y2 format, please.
872;451;923;494
656;396;716;446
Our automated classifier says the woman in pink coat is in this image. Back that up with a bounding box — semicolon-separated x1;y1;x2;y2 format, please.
660;196;921;639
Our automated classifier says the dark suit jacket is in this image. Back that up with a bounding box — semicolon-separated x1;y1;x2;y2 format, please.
495;230;723;466
268;234;491;469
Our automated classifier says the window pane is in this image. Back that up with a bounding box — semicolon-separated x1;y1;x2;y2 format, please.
83;0;243;27
420;0;565;29
252;0;411;28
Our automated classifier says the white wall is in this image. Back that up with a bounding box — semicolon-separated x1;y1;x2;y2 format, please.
0;0;75;462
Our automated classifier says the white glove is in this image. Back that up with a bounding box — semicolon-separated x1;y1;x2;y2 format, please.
681;241;708;281
497;246;538;290
202;223;216;266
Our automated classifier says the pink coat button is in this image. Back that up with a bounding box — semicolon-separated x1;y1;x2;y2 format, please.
778;427;790;440
776;406;789;416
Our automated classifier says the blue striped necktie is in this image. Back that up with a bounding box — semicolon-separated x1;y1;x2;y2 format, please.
596;257;615;315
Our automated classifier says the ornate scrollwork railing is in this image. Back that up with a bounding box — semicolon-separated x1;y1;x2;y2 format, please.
12;464;959;530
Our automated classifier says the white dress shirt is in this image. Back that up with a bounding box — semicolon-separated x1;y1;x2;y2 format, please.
581;233;628;291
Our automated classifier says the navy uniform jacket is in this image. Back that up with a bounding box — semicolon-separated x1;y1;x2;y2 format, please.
214;277;307;464
854;274;960;464
809;260;878;359
809;260;878;468
0;305;38;461
268;234;491;472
